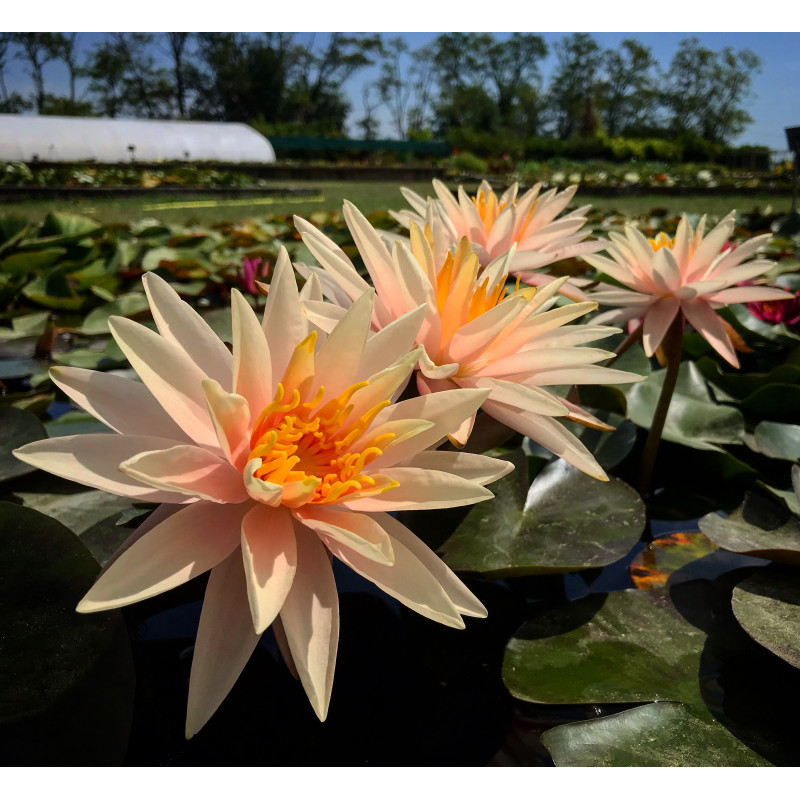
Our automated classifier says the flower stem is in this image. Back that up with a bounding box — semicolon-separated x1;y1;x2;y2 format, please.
637;313;684;496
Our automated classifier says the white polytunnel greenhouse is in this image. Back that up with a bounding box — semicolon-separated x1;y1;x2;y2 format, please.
0;115;276;163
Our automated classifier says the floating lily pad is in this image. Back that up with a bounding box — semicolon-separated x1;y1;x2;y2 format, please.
0;406;47;482
52;337;127;370
77;292;151;335
0;311;50;341
751;421;800;461
625;361;744;451
0;357;40;379
541;703;768;767
732;570;800;669
440;453;645;578
0;502;135;764
699;493;800;565
45;410;112;437
503;588;707;710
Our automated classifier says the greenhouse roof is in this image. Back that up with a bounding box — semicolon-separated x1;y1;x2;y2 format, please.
0;115;276;163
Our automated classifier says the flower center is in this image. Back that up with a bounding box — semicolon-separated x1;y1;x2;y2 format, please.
472;188;506;233
648;232;674;251
246;341;399;505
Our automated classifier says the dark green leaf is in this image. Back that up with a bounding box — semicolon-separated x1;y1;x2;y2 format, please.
440;454;645;578
625;361;744;450
752;421;800;461
0;407;47;482
0;248;66;276
732;570;800;669
77;293;150;335
542;703;768;766
0;502;135;764
699;493;800;565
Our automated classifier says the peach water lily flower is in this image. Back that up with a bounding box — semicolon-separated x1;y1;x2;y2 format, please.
585;212;793;367
14;257;510;737
295;202;643;480
391;180;604;300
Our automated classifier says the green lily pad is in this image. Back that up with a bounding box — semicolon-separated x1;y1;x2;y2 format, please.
739;384;800;422
625;361;745;451
751;421;800;461
45;410;112;437
732;570;800;669
77;292;150;336
38;211;103;240
503;588;707;710
697;357;800;402
0;502;135;764
52;337;127;370
200;306;233;344
699;493;800;566
0;311;50;341
0;357;40;379
0;248;67;276
542;703;768;767
0;406;47;482
440;453;645;578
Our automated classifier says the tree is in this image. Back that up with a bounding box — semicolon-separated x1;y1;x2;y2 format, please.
547;33;604;139
484;33;547;130
56;32;80;103
0;34;30;113
13;33;65;112
662;37;761;143
82;36;129;117
165;33;193;118
600;38;658;137
377;38;412;139
355;84;382;140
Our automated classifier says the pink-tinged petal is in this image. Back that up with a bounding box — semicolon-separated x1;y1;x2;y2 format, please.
298;270;323;302
279;521;339;721
295;506;394;565
365;388;490;471
399;186;428;216
642;297;680;357
399;450;513;486
482;399;607;479
142;272;233;391
408;221;438;286
433;179;468;236
49;367;189;442
591;287;653;307
343;201;407;317
108;316;219;449
185;549;262;738
323;515;464;628
710;233;771;271
262;248;308;382
465;376;567;416
706;260;777;287
651;246;682;293
356;305;426;382
371;512;486;618
516;272;591;302
313;289;374;399
241;503;297;634
671;215;692;267
294;215;371;303
302;299;348;333
532;325;622;348
418;349;459;380
681;298;739;368
272;616;300;679
243;458;283;506
231;289;273;419
202;380;250;471
685;213;736;279
560;398;615;431
76;500;248;613
526;365;644;386
119;445;249;504
14;434;190;502
344;468;493;511
447;410;477;447
345;348;422;424
350;418;434;465
705;286;794;304
473;346;613;379
446;295;527;365
99;502;186;575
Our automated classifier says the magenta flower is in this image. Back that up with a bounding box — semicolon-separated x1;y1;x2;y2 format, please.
242;256;269;294
746;291;800;325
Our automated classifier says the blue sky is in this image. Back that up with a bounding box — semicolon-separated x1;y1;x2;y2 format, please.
4;32;799;150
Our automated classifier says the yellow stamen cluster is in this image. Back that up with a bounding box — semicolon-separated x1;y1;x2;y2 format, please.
247;367;398;505
433;237;534;323
472;187;507;233
648;232;675;251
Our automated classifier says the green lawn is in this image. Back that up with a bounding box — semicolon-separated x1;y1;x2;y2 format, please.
0;181;791;226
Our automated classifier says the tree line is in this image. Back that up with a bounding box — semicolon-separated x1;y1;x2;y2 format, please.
0;32;762;146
